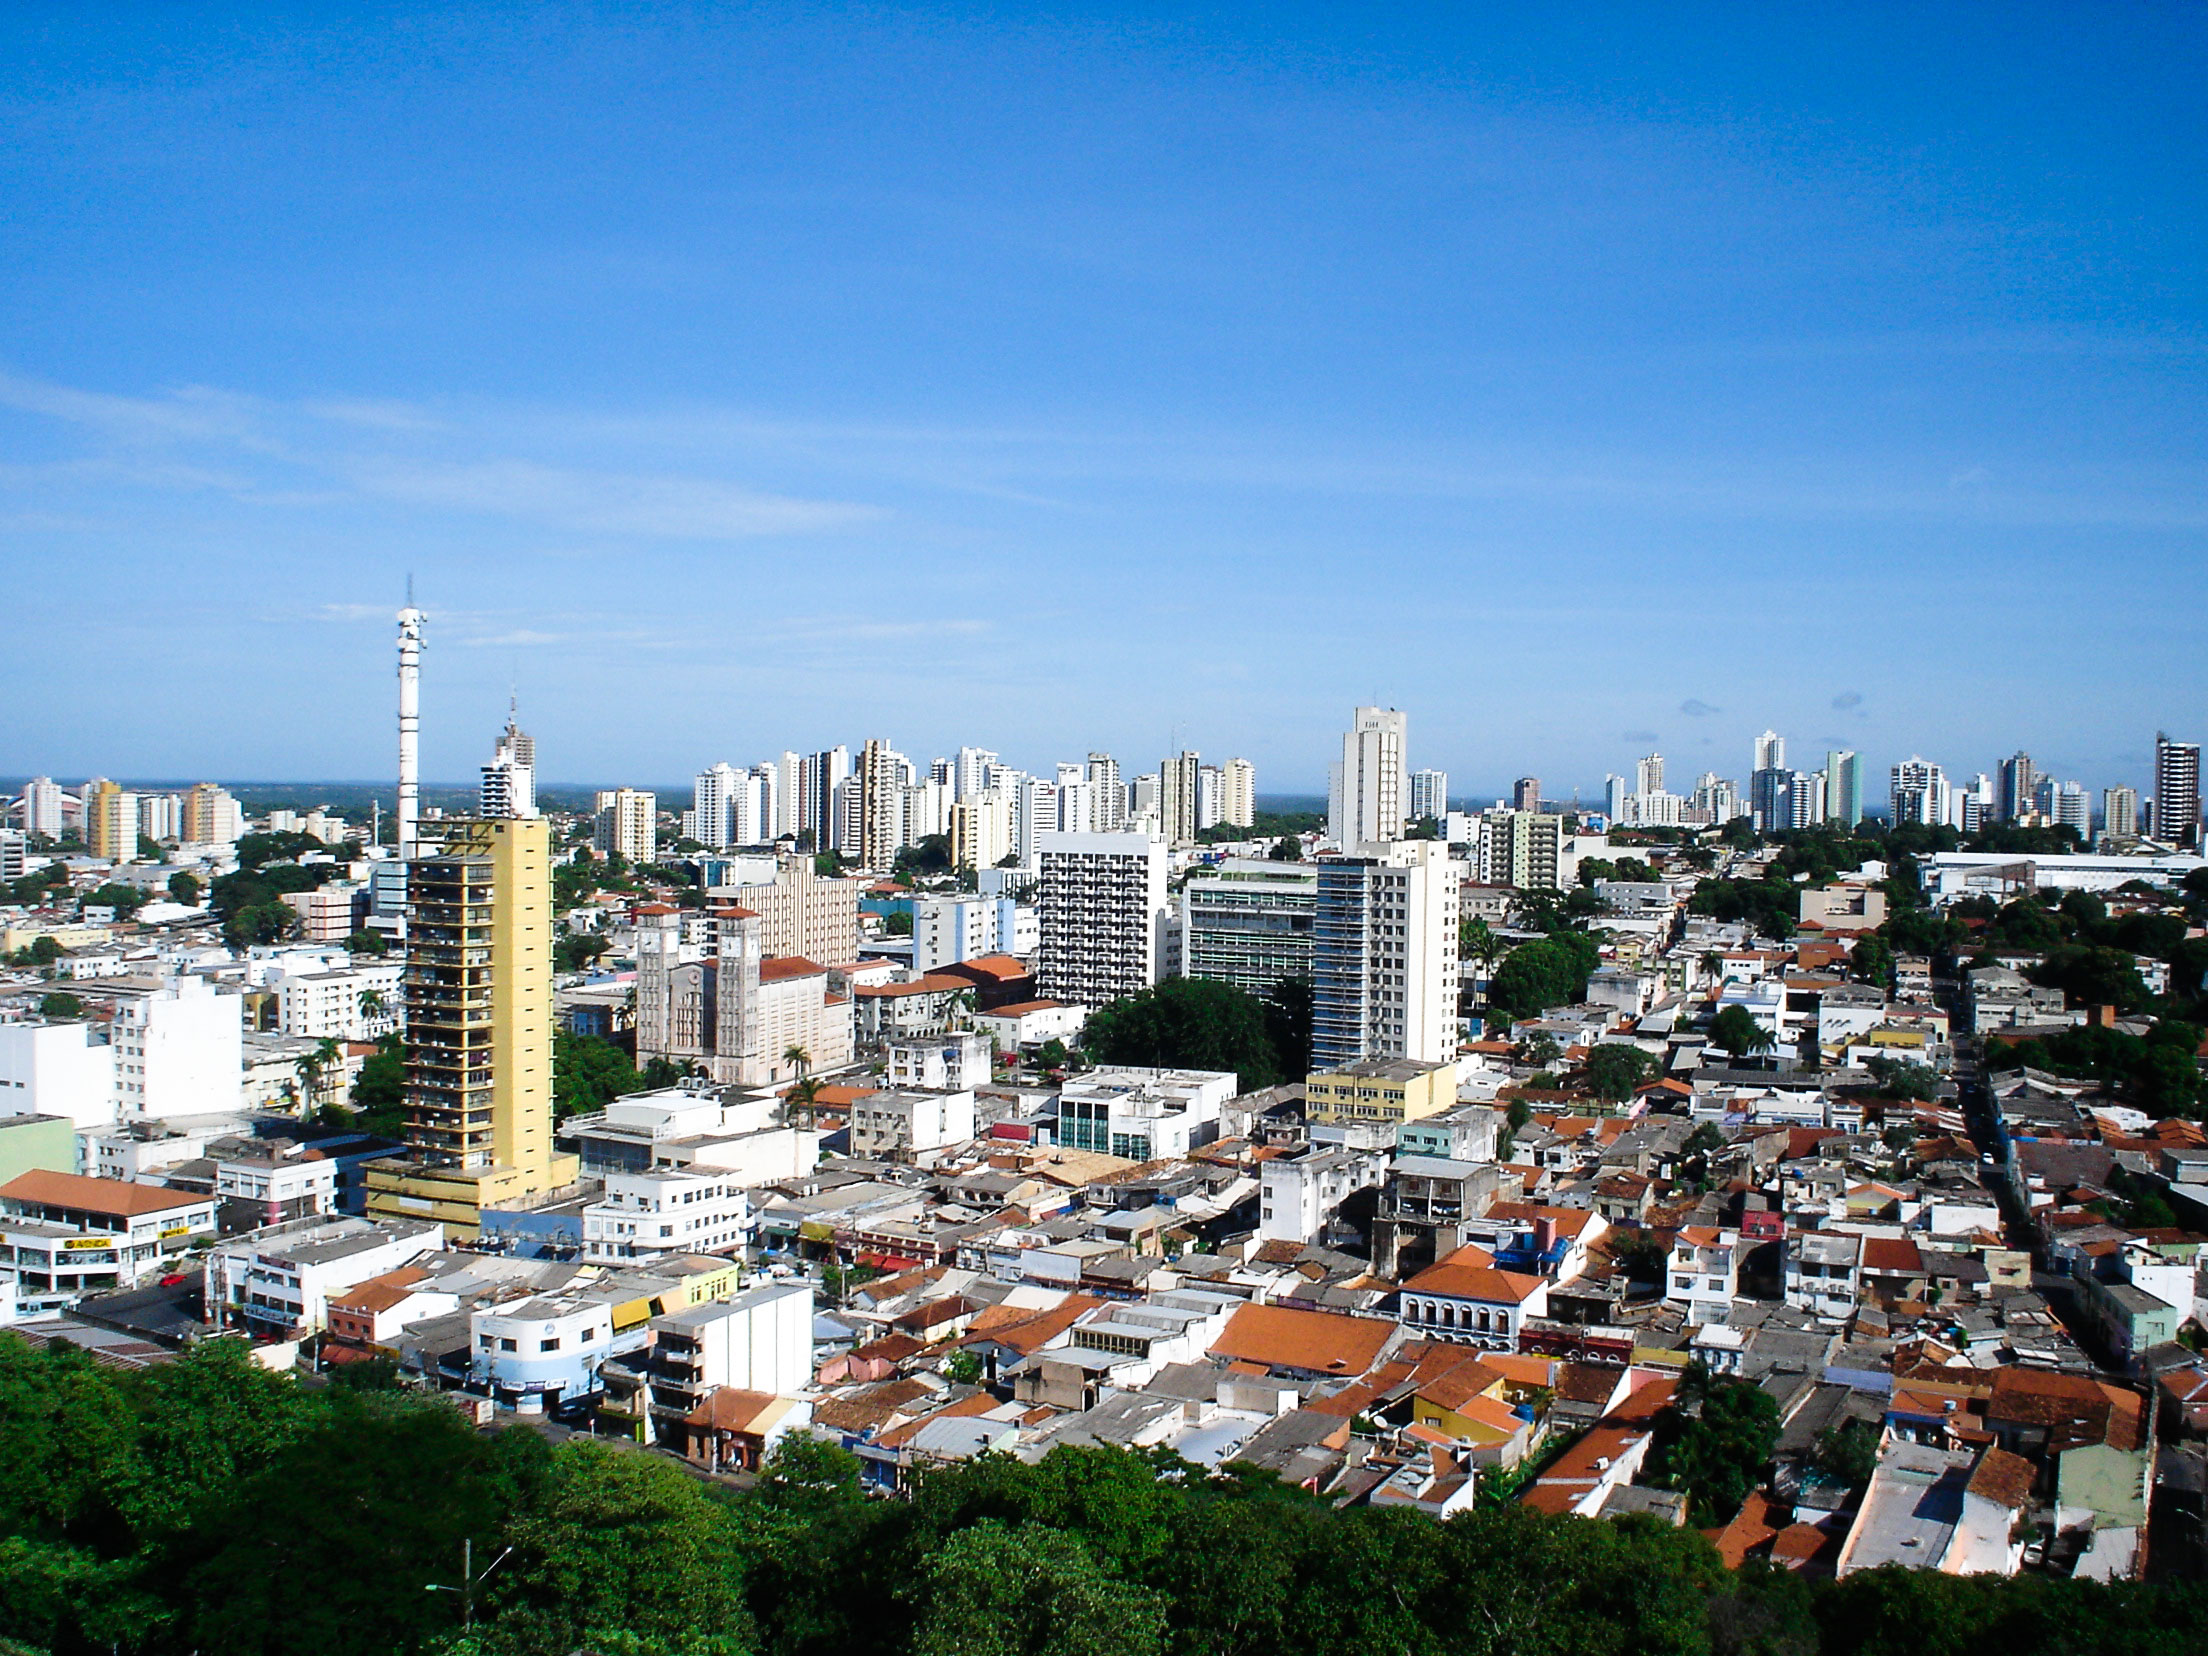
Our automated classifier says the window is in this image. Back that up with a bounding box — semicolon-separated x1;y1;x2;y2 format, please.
540;1337;561;1352
499;1337;517;1352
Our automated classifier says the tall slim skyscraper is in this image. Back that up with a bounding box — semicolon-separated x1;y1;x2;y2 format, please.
367;816;577;1238
2156;733;2201;847
1085;753;1125;831
1997;752;2036;824
1409;769;1448;823
396;605;423;856
1158;750;1203;845
1823;751;1861;827
1327;706;1407;850
1220;758;1256;829
859;738;907;870
1889;758;1950;827
1512;777;1541;813
1753;731;1785;774
1634;754;1665;797
83;779;137;861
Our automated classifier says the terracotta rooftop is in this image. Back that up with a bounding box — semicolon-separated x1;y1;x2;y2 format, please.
0;1170;209;1218
1965;1446;2035;1510
1400;1255;1546;1304
758;955;828;983
1208;1303;1395;1378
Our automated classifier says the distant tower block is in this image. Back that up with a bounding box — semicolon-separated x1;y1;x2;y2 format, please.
397;604;424;855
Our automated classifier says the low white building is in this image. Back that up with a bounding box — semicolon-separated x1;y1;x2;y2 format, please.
1259;1144;1385;1245
469;1295;621;1414
276;963;403;1042
583;1167;751;1264
205;1214;443;1338
215;1155;340;1230
849;1089;977;1160
649;1280;814;1400
885;1033;992;1091
972;999;1086;1052
558;1083;817;1187
1054;1066;1236;1162
0;1169;218;1312
1666;1226;1741;1327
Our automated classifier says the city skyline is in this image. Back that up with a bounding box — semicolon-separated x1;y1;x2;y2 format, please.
3;7;2204;787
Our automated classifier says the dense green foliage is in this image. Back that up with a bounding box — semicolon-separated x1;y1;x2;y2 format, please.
340;1034;409;1137
1082;975;1291;1090
1485;931;1600;1022
1584;1043;1655;1102
553;1029;647;1119
1708;1004;1775;1061
1194;810;1322;846
0;1337;2200;1656
1646;1365;1781;1526
1985;1019;2204;1118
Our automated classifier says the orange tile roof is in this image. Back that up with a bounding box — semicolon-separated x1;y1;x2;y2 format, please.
1519;1425;1647;1515
1401;1256;1546;1304
957;1294;1110;1356
759;955;828;982
1209;1303;1395;1377
328;1266;431;1314
0;1170;207;1218
945;954;1028;981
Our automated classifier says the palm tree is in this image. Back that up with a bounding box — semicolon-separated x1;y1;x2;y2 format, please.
782;1044;812;1082
292;1036;343;1114
1699;950;1725;988
787;1076;824;1132
358;987;385;1030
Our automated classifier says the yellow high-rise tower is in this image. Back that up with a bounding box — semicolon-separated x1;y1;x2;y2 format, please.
366;816;577;1239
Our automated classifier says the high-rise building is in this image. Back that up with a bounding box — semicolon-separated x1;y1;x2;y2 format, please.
19;777;63;840
1034;831;1169;1009
181;782;244;846
137;793;181;844
859;738;908;870
1691;774;1744;824
1635;754;1665;797
1220;758;1256;829
1889;758;1950;828
1128;773;1161;826
1409;769;1448;824
2156;733;2201;848
2103;785;2139;842
593;789;656;864
1512;777;1541;813
949;790;1015;871
1997;752;2036;824
1181;860;1318;997
1085;753;1125;831
1753;731;1785;774
953;747;998;801
1481;812;1567;890
2050;782;2090;837
1197;765;1222;831
479;704;536;819
1823;751;1861;827
691;763;740;849
1311;841;1460;1069
1327;706;1408;850
1158;750;1203;845
83;779;138;862
1749;764;1793;832
367;817;578;1238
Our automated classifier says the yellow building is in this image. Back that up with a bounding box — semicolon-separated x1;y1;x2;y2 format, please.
1304;1057;1456;1126
83;779;135;862
367;817;578;1239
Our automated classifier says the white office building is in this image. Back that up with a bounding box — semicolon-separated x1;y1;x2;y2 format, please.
105;975;244;1122
19;777;64;840
583;1167;752;1263
0;1020;118;1131
1409;769;1448;824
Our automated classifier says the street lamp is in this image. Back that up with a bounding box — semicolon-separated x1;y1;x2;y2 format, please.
424;1537;513;1630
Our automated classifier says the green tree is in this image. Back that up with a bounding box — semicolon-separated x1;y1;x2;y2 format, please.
1485;931;1600;1022
883;910;915;936
349;1035;408;1136
911;1520;1166;1656
1082;976;1283;1091
1646;1361;1781;1526
1261;976;1314;1079
82;882;149;916
167;871;202;906
36;993;82;1021
2028;944;2149;1014
1267;836;1301;862
1709;1004;1776;1062
1583;1043;1655;1103
552;1030;643;1119
345;928;389;956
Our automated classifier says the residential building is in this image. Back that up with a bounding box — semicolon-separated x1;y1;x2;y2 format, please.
1478;811;1568;891
1311;841;1459;1068
277;962;403;1041
1259;1144;1384;1244
613;1281;813;1444
0;1019;118;1129
1890;757;1952;828
1327;706;1407;849
366;817;580;1240
1409;769;1448;824
83;779;138;862
1666;1227;1742;1327
710;854;860;962
479;704;537;818
281;883;362;942
859;738;907;870
1220;758;1256;829
1084;753;1125;831
1179;859;1317;997
20;777;64;840
848;1089;977;1159
1398;1245;1550;1351
105;974;244;1122
214;1153;341;1231
1999;751;2037;823
593;789;657;863
1511;777;1541;812
912;893;1022;971
885;1033;991;1090
1158;750;1202;845
1034;831;1169;1009
2156;732;2201;846
1824;751;1862;826
949;790;1015;871
2103;785;2139;842
1304;1058;1456;1127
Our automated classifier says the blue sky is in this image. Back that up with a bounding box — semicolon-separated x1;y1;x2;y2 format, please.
2;3;2203;800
